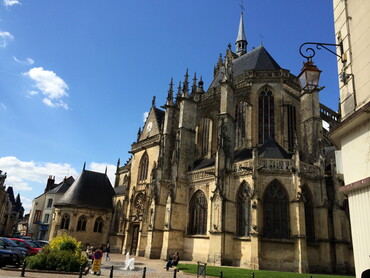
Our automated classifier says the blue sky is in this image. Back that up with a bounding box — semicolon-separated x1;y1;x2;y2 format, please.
0;0;339;212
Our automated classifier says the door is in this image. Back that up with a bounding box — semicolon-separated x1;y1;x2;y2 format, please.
130;225;139;255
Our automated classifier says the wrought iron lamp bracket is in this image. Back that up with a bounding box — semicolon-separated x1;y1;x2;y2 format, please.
299;41;345;62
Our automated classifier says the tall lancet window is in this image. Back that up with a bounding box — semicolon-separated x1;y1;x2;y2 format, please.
236;182;251;236
302;185;315;242
258;88;274;144
202;118;212;157
263;180;289;239
287;104;297;151
188;190;207;235
138;152;149;183
235;101;248;148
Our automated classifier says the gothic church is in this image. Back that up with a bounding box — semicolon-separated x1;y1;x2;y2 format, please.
50;13;354;274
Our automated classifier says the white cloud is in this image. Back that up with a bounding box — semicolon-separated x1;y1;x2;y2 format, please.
0;156;78;192
143;111;149;122
13;56;34;66
24;67;69;110
0;30;14;47
89;162;116;186
27;90;38;96
3;0;21;7
42;98;68;109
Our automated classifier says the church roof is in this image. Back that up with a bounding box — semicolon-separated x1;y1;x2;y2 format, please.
56;170;115;211
233;45;281;74
209;46;281;89
48;176;75;194
258;138;291;159
154;107;165;130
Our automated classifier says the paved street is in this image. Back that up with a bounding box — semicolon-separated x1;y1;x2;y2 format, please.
0;253;196;278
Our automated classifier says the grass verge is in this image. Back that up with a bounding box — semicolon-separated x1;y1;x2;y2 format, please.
177;264;355;278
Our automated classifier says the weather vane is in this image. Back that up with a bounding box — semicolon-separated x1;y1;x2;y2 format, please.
239;0;245;12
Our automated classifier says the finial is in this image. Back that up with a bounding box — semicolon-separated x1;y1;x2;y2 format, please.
228;43;232;50
167;78;174;104
191;73;197;94
176;81;182;99
182;69;189;97
83;161;86;171
152;96;156;107
137;127;141;140
197;76;204;94
117;158;120;168
105;166;107;175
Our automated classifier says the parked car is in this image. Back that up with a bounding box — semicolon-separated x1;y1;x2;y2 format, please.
0;249;18;268
10;238;42;255
0;237;28;264
36;240;49;247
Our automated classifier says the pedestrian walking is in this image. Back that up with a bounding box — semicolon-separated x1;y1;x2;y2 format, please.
105;243;111;261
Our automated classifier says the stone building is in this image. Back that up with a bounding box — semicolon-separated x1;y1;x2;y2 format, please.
111;13;354;274
0;171;25;236
28;175;75;240
330;0;370;276
48;165;115;248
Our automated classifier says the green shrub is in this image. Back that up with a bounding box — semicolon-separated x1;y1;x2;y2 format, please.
26;234;87;272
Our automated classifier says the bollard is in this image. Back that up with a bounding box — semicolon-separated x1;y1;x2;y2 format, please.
220;270;223;277
142;266;146;278
251;272;255;278
173;268;179;278
110;265;114;278
20;260;26;277
78;263;83;278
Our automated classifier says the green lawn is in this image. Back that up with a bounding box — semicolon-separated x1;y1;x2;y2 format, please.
177;264;355;278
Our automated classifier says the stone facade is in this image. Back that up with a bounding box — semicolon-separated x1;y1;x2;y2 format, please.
110;15;354;275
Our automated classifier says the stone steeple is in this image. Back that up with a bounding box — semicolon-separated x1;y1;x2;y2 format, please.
235;12;247;56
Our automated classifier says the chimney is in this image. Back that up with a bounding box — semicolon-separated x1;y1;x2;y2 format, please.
44;175;55;193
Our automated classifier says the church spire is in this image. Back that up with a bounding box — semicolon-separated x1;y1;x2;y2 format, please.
235;12;247;56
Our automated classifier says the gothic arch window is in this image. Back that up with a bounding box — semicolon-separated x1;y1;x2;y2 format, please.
93;217;103;233
188;190;207;235
236;182;251;236
302;185;315;242
114;201;122;232
60;213;70;230
287;104;297;151
263;180;289;239
138;152;149;183
76;215;87;231
202;118;212;157
258;88;274;144
235;101;248;149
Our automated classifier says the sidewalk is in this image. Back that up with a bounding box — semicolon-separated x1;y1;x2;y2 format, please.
0;253;196;278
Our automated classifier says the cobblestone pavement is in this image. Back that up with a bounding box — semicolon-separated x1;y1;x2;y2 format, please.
0;253;197;278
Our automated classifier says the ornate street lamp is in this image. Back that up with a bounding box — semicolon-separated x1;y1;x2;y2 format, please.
298;41;345;90
297;59;322;91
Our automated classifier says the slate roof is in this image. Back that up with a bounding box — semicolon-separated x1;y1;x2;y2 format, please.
258;138;291;159
48;176;75;194
56;170;115;211
191;138;290;170
209;45;281;89
154;107;165;130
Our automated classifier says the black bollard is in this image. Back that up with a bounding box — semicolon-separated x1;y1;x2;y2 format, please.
78;263;83;278
251;272;255;278
220;270;223;277
110;265;114;278
20;260;26;277
173;268;179;278
142;266;146;278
